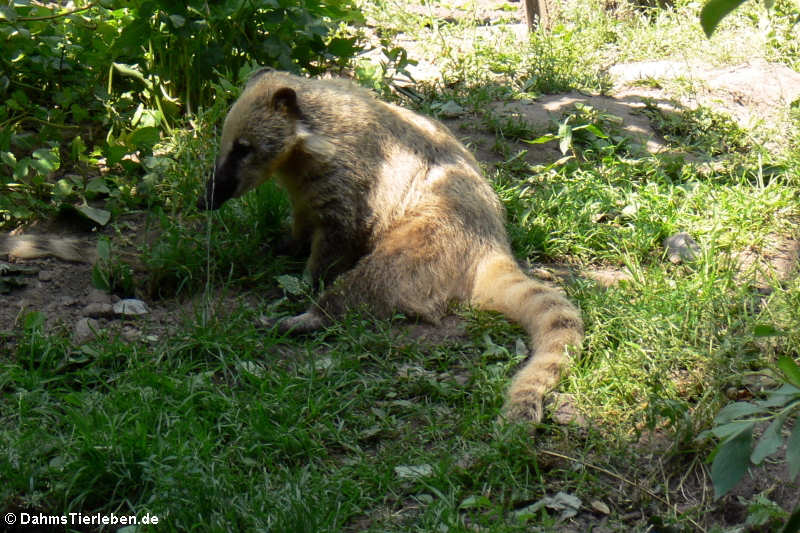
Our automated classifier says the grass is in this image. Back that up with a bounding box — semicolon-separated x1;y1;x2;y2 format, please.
2;0;800;530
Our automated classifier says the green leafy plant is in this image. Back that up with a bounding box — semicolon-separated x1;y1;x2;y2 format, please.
700;0;751;36
1;0;363;229
92;237;134;297
704;354;800;501
525;103;627;160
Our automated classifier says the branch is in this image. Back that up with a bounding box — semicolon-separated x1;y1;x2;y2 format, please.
1;3;97;23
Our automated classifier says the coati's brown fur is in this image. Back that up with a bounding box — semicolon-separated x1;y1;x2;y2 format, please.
200;69;583;422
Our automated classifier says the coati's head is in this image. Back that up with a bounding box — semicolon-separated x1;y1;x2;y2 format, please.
198;69;305;210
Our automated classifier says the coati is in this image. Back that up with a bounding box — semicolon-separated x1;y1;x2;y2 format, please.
200;69;583;422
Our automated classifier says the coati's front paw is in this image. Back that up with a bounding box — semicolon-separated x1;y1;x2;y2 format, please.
502;394;544;424
276;311;327;334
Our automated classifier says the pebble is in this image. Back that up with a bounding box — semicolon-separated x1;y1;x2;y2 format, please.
73;317;100;345
113;298;149;316
664;232;700;264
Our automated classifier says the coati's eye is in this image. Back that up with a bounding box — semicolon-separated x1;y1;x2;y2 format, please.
232;139;252;155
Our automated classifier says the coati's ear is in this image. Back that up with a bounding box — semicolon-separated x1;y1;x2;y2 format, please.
272;87;299;116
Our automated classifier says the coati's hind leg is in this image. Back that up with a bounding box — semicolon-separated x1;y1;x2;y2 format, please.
277;213;469;333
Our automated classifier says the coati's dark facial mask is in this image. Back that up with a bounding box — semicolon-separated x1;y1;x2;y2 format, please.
198;140;252;210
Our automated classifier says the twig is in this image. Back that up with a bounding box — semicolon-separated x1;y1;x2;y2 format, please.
0;2;96;23
538;448;707;533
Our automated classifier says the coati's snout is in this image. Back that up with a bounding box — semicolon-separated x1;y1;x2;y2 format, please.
198;154;240;210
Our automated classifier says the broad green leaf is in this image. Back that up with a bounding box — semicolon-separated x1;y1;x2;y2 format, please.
777;356;800;389
131;103;144;127
276;275;307;296
783;506;800;533
754;323;783;337
1;151;17;167
76;205;111;226
758;392;798;408
524;134;558;145
13;160;30;180
711;423;753;499
54;178;75;200
700;0;748;37
459;495;492;509
712;420;755;440
327;37;358;57
788;416;800;481
104;144;129;166
573;123;609;139
23;311;46;330
130;127;161;150
714;401;767;425
29;148;60;175
86;177;110;195
559;127;572;155
95;239;111;262
32;147;60;171
91;264;110;291
750;415;786;465
28;158;54;175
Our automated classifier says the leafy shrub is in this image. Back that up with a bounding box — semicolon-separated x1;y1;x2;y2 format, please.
703;352;800;515
0;0;362;228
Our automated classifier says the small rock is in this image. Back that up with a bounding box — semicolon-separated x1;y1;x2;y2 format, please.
435;100;465;118
38;271;54;282
82;303;115;318
394;464;433;480
73;317;100;345
452;373;470;386
113;299;149;316
121;326;141;342
87;288;113;305
60;296;79;307
664;232;701;264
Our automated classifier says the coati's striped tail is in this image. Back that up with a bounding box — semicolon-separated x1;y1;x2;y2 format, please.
471;251;583;422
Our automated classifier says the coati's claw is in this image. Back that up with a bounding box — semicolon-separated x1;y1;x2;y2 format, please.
502;396;545;425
